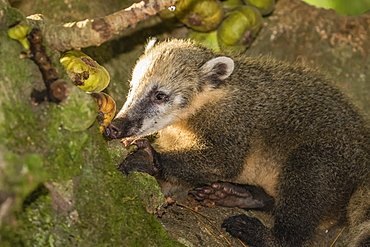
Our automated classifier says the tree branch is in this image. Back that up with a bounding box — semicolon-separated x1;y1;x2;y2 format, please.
27;0;179;51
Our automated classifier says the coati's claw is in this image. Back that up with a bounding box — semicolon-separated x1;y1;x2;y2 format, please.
118;138;159;176
190;182;273;209
222;214;268;247
130;138;152;150
122;138;135;147
190;182;252;207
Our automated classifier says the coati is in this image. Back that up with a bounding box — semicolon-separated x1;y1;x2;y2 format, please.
104;39;370;247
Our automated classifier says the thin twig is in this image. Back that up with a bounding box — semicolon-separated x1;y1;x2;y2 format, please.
177;202;220;222
237;238;248;247
177;203;249;247
329;227;346;247
190;210;231;247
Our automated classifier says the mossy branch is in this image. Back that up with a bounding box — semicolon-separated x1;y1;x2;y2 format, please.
26;0;179;51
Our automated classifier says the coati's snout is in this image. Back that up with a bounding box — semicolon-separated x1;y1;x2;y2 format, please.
104;117;142;139
104;122;121;139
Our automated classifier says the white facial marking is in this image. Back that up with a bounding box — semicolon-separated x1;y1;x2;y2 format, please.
138;114;176;137
131;57;151;87
116;58;153;118
133;94;185;137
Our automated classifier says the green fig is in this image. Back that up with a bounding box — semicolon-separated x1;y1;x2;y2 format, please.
188;30;220;52
217;5;262;53
222;0;244;12
60;50;110;93
244;0;276;16
8;21;30;51
175;0;224;32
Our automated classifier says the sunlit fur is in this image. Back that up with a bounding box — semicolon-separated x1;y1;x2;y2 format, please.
115;40;219;138
110;39;370;247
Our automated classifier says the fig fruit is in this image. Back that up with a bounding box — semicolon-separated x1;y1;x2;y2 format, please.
222;0;244;12
217;5;262;53
188;30;220;52
60;50;110;93
244;0;276;16
8;21;30;51
90;92;116;132
175;0;224;32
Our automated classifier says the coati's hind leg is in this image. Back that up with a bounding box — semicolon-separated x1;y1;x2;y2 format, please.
223;145;344;247
346;180;370;247
189;182;274;211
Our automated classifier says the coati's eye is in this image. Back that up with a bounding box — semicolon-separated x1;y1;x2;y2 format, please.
153;91;169;103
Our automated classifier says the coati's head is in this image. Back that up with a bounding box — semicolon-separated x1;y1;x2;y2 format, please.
105;39;234;139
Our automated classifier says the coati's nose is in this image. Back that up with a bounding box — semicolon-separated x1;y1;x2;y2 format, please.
104;123;122;139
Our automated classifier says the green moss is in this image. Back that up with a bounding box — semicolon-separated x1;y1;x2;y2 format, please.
57;87;98;132
126;172;166;212
0;97;95;180
2;102;41;151
1;151;47;217
0;3;183;246
58;128;183;246
0;3;26;29
1;189;73;247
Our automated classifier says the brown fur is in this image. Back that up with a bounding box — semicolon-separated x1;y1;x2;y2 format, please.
157;87;227;152
106;39;370;247
237;147;281;197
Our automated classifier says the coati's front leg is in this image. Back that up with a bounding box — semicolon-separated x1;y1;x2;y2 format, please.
190;182;274;211
119;138;244;187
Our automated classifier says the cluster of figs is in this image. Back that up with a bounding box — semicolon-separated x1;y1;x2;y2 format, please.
59;51;116;132
161;0;276;53
8;22;116;133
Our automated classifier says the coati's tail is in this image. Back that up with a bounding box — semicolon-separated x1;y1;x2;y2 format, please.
347;180;370;247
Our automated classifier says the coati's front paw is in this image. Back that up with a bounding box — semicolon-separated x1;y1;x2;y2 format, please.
123;138;156;159
222;214;268;247
118;138;158;176
189;182;270;209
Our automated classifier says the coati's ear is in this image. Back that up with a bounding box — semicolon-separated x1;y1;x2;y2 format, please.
200;57;234;87
145;38;159;53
